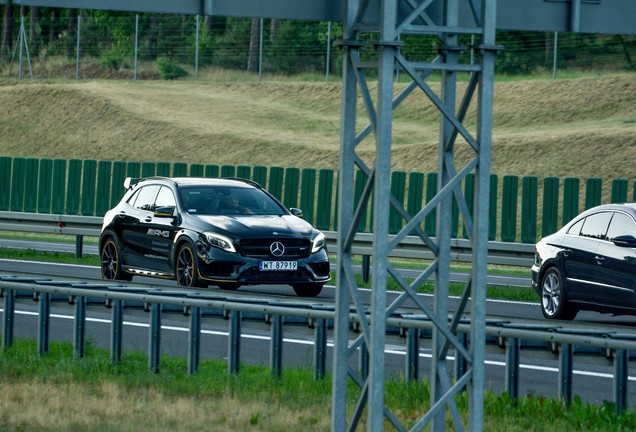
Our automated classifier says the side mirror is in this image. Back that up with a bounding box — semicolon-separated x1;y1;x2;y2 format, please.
154;206;176;218
289;208;304;218
612;235;636;248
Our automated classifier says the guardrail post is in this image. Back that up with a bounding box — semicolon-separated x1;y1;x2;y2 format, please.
314;318;327;380
361;255;370;283
75;235;84;258
406;328;420;382
359;342;369;380
73;296;86;358
454;332;468;381
271;314;283;379
505;337;520;402
110;299;123;365
614;349;628;413
2;289;15;349
38;292;50;356
149;303;162;373
228;310;241;374
188;306;201;375
558;343;573;406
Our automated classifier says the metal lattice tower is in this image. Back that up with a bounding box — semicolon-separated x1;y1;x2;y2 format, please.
332;1;498;430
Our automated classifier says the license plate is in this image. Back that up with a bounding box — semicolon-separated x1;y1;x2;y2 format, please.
259;261;298;271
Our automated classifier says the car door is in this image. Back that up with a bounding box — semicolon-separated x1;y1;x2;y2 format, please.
560;211;611;302
119;184;161;269
593;211;636;308
141;185;179;273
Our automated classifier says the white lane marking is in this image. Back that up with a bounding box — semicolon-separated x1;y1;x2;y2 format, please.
5;307;630;381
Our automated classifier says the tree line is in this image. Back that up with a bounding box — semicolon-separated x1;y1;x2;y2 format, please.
1;5;635;76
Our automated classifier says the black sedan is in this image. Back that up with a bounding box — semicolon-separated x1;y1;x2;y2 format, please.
531;203;636;320
99;176;330;297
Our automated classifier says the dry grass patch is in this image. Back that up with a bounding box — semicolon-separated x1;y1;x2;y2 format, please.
0;380;330;431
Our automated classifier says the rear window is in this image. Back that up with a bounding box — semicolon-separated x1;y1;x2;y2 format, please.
606;212;636;241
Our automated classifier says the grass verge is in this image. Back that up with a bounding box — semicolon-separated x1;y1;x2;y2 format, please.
0;248;100;266
0;338;634;431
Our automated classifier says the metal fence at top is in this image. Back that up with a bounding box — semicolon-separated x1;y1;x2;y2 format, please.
1;11;636;82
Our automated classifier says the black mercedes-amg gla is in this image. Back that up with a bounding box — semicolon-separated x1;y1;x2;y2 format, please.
99;176;330;297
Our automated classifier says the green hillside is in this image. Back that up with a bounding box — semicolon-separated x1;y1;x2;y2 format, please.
1;74;635;183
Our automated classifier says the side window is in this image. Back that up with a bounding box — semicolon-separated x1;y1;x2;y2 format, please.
155;186;176;210
606;212;636;242
126;189;141;207
579;211;612;240
130;185;160;212
566;218;584;236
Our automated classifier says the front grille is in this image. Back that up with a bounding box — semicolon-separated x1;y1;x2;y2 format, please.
238;238;311;259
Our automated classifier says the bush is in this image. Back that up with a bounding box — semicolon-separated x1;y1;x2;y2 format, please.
100;52;124;70
156;57;188;80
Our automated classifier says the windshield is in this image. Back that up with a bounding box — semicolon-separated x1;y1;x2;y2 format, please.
179;185;287;216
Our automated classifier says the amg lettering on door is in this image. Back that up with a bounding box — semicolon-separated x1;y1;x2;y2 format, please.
147;229;170;238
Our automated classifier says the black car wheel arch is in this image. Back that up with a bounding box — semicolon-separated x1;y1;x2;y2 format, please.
540;266;577;320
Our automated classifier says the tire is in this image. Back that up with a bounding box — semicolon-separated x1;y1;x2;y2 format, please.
176;242;205;288
100;237;133;281
292;283;323;298
540;267;577;320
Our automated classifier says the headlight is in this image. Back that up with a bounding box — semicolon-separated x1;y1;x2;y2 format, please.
205;232;236;253
311;232;326;253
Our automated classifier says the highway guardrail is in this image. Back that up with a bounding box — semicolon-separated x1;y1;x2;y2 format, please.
0;277;634;412
0;210;535;266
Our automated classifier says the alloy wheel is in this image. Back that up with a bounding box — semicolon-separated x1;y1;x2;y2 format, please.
101;240;119;280
177;246;195;287
542;270;561;317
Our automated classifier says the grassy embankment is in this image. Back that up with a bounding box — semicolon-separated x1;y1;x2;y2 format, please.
1;73;636;185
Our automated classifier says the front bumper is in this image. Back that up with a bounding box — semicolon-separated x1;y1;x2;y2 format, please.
530;264;541;297
196;244;330;286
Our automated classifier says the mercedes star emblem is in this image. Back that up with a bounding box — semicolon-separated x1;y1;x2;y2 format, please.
270;241;285;257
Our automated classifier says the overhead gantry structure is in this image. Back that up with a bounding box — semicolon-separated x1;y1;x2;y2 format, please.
3;0;636;430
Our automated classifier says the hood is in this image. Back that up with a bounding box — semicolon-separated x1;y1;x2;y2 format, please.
190;214;315;239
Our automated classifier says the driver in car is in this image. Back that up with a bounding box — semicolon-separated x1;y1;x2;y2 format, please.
220;195;253;214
